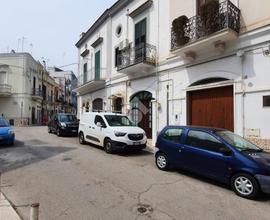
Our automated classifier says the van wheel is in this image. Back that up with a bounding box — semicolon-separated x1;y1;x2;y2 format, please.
104;139;114;154
79;132;86;145
155;152;169;171
48;127;52;133
231;173;260;199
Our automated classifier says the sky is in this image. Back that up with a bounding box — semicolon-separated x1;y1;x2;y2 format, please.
0;0;117;74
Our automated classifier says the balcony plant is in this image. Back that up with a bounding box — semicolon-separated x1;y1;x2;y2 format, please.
199;0;220;36
172;15;189;47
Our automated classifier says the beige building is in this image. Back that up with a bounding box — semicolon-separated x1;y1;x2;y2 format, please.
0;52;62;126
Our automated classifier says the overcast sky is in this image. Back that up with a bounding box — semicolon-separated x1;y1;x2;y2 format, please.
0;0;117;74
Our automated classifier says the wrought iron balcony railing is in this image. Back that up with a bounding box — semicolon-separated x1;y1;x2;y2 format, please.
171;0;240;50
117;43;156;71
32;88;43;98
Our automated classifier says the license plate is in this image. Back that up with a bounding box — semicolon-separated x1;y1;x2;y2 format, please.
133;142;141;145
72;130;77;132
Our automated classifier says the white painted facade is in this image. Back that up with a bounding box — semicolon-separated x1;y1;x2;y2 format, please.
0;53;62;126
75;0;270;147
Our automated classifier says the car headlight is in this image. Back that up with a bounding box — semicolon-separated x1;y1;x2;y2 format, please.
60;122;67;127
8;130;15;135
114;131;126;137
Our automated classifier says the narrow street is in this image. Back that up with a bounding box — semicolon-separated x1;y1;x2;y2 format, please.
0;127;270;220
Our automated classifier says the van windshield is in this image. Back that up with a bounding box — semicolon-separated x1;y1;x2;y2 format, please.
104;115;135;127
216;130;262;152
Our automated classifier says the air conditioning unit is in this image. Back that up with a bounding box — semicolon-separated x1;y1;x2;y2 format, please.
119;39;129;50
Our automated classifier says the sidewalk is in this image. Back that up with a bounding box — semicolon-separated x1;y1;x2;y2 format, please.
0;192;21;220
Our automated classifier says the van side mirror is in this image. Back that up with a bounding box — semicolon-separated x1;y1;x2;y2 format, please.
96;122;102;127
219;147;233;156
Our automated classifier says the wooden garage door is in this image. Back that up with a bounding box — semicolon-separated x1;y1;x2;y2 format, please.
188;86;234;131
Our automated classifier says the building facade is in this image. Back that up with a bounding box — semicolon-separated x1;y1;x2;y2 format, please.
48;67;78;114
0;52;62;126
75;0;270;149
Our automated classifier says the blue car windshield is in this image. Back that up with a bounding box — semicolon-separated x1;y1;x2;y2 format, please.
0;118;9;127
216;130;261;152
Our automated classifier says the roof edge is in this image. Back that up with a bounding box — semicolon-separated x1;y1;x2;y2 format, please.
75;0;133;48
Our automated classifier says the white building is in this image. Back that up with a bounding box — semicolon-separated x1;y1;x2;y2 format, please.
0;52;62;126
75;0;270;149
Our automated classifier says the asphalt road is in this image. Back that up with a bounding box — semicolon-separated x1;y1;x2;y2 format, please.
0;127;270;220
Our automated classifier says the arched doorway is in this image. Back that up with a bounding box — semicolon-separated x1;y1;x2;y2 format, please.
92;98;103;112
130;91;153;138
187;78;234;131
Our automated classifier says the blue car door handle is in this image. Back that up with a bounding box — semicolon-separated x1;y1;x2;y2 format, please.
179;146;185;153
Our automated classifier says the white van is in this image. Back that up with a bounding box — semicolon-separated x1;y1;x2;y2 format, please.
78;112;147;153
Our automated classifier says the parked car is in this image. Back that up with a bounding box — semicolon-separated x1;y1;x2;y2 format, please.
48;113;79;136
155;126;270;199
0;116;15;146
78;112;147;153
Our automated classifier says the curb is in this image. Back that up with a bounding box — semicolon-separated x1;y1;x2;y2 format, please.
0;192;22;220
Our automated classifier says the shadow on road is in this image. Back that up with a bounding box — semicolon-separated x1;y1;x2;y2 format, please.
170;167;270;202
0;140;76;173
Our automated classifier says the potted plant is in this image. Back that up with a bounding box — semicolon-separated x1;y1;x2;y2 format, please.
199;0;220;36
172;15;190;47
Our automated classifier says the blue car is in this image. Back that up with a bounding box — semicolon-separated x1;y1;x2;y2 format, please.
0;117;15;146
155;126;270;199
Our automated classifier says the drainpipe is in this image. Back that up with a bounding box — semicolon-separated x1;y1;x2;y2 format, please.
237;50;245;137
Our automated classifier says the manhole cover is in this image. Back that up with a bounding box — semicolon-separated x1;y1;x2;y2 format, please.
136;204;153;215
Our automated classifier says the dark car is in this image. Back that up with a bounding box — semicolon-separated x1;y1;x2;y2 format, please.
48;113;79;136
0;117;15;145
155;126;270;199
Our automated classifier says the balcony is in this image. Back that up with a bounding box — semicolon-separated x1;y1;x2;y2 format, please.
32;88;43;101
117;43;156;75
0;84;12;97
74;69;106;95
171;0;240;60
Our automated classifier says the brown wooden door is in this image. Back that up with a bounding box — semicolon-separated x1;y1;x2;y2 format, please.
138;100;152;139
188;86;234;131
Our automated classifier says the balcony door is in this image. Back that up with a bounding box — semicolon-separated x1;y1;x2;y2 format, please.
0;71;7;84
83;63;87;84
95;51;100;80
135;18;147;61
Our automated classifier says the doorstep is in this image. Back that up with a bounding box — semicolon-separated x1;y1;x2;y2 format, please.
0;192;21;220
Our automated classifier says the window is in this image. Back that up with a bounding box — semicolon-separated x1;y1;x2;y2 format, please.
196;0;213;14
116;25;122;37
135;18;146;47
95;51;100;80
163;128;183;144
113;97;122;113
115;47;122;67
104;115;134;127
263;96;270;107
83;63;88;84
94;115;106;127
185;130;226;153
0;71;7;84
